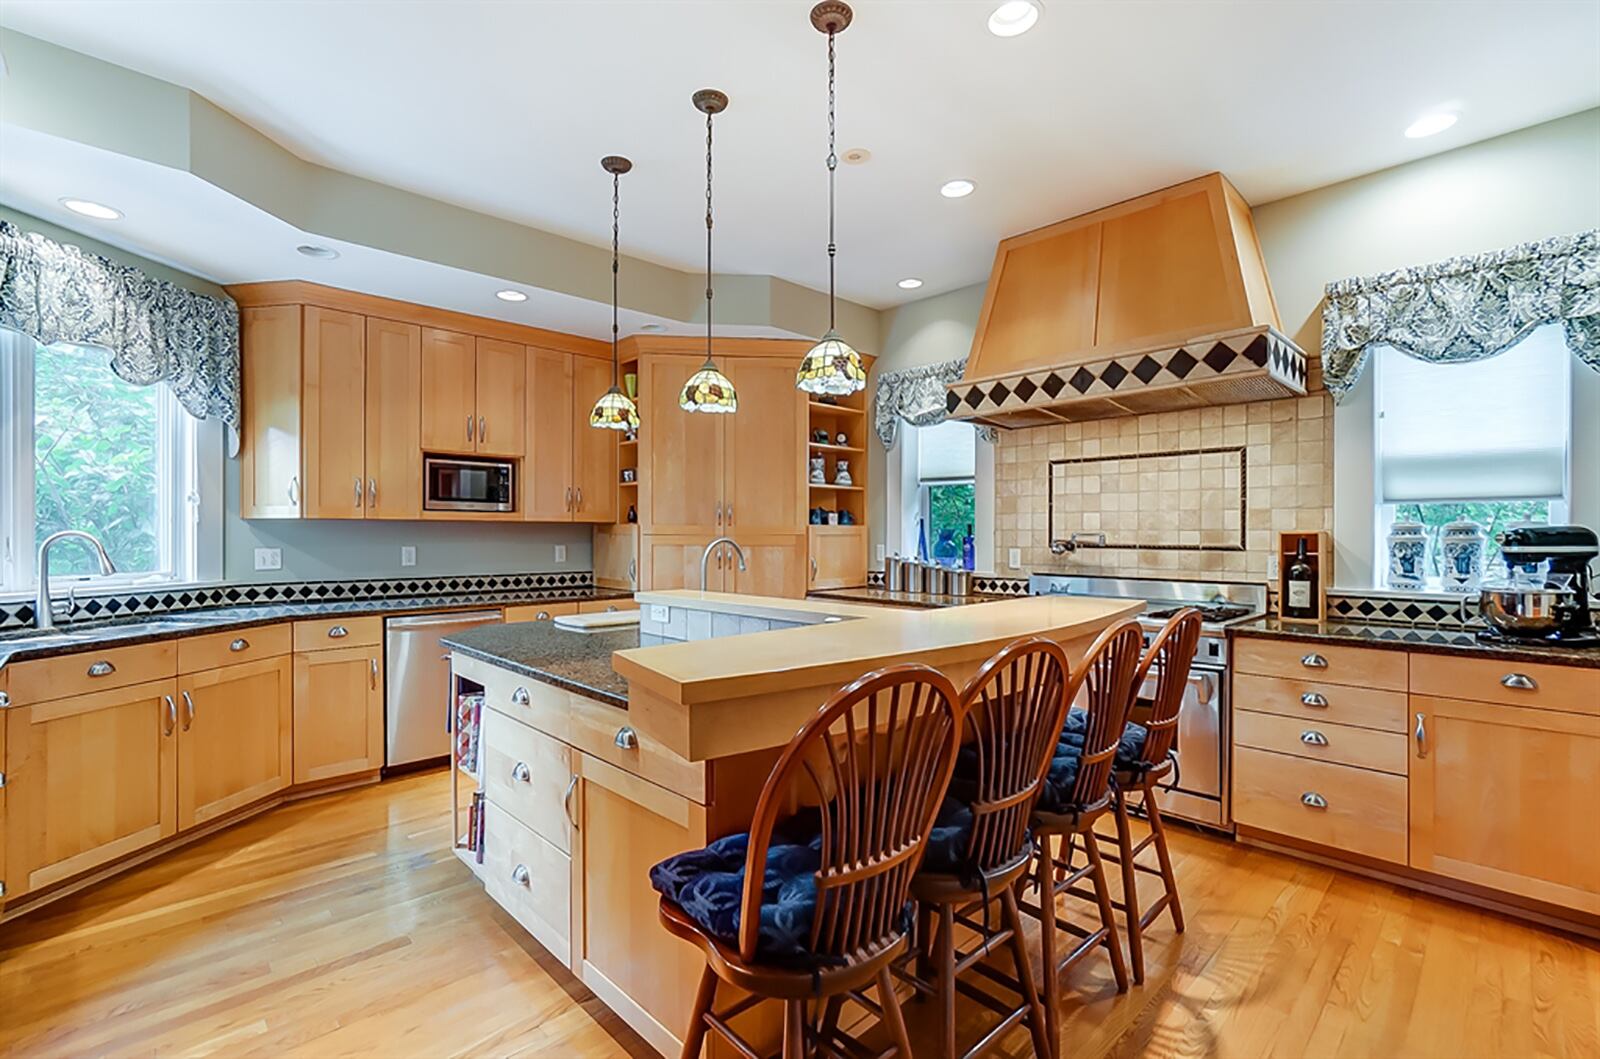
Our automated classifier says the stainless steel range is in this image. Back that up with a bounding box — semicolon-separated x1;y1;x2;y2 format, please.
1030;575;1267;831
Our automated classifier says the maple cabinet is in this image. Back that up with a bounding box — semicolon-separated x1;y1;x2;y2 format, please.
364;318;424;519
571;355;620;522
292;645;385;784
177;656;294;830
239;305;306;518
421;330;526;457
302;306;368;519
808;526;867;590
638;355;724;535
523;348;618;523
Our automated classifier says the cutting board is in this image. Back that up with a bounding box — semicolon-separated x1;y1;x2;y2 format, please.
553;611;642;632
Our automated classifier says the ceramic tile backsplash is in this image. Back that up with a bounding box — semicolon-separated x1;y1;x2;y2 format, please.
996;394;1333;582
639;604;804;642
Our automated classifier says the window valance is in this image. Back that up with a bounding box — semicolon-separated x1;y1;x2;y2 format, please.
0;219;241;437
1320;228;1600;401
874;356;997;447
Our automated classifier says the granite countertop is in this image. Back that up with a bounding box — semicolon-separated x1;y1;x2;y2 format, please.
443;620;660;709
806;586;1009;610
0;588;633;670
1230;615;1600;670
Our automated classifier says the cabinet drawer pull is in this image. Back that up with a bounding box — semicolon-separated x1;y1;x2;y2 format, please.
1301;792;1328;809
564;774;579;829
87;660;116;678
510;863;530;887
606;604;619;612
511;687;531;706
163;694;177;736
510;761;531;783
1415;711;1428;758
327;625;349;639
1500;672;1537;690
181;690;196;730
1299;653;1328;669
614;726;639;751
0;691;8;708
535;611;551;621
1299;729;1328;746
229;638;250;652
1299;692;1328;708
811;557;819;582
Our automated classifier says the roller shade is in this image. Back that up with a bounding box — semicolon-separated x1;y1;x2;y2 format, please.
1376;326;1570;503
917;420;975;482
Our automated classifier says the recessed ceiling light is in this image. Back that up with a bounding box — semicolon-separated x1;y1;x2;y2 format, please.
988;0;1042;37
60;198;122;221
296;244;339;260
898;278;924;290
842;148;871;165
495;289;528;302
639;323;667;333
1405;111;1458;139
940;179;976;199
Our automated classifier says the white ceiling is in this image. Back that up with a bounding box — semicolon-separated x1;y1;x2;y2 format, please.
3;0;1598;310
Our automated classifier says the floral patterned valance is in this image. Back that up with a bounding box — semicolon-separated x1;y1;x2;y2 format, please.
0;219;241;436
874;356;997;448
1321;228;1600;401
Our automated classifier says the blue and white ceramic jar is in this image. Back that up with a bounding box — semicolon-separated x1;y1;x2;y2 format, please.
1386;520;1429;590
1439;519;1486;594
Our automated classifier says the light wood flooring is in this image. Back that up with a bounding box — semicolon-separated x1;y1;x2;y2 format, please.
2;769;1597;1058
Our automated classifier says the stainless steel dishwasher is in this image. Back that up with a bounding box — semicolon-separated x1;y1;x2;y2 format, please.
385;610;503;768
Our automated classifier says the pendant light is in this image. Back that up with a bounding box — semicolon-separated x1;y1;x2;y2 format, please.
590;155;641;430
680;89;738;414
795;2;867;397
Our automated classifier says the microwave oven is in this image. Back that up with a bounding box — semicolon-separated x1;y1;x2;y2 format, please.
424;456;515;512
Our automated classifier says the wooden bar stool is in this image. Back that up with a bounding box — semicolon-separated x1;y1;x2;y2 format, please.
898;637;1070;1059
1094;607;1201;984
652;663;965;1059
1019;619;1144;1046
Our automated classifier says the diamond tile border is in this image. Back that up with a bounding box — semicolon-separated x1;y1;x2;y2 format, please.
0;570;596;631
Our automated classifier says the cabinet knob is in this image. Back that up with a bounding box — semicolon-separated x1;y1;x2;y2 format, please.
230;638;250;652
1500;672;1537;690
1299;653;1328;669
87;660;116;678
327;625;349;638
614;726;639;751
510;761;531;783
1299;691;1328;708
511;687;531;706
510;863;531;887
1299;730;1328;746
1300;792;1328;809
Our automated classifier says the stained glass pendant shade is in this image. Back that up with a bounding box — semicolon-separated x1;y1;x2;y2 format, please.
680;89;738;414
796;2;867;397
590;155;640;430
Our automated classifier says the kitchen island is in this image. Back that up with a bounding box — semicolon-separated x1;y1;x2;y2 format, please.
443;589;1142;1056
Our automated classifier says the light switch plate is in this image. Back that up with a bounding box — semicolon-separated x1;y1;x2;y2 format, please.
1008;547;1022;570
400;546;417;567
1266;554;1280;581
253;547;281;571
554;544;568;563
649;604;670;624
875;544;885;563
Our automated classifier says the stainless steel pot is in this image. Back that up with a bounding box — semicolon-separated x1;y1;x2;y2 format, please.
1478;586;1577;635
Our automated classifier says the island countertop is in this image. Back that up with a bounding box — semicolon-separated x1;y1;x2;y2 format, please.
443;620;662;708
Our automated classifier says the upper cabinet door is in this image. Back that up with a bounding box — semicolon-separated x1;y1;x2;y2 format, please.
639;356;723;535
721;356;807;537
526;347;574;521
364;318;422;519
301;307;367;520
420;327;477;453
474;337;527;457
238;305;303;519
571;356;620;523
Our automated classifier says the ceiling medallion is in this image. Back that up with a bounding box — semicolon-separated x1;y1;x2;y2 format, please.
590;154;641;431
796;1;868;397
680;89;738;414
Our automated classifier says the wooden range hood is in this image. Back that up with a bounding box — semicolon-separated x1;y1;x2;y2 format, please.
947;173;1308;429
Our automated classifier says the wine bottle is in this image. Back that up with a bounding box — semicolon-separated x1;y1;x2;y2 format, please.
1286;538;1316;619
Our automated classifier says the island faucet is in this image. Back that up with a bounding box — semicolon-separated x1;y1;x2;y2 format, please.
700;536;747;592
35;530;117;630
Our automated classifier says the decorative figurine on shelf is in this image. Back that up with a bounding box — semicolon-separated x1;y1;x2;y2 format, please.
835;430;848;446
1386;519;1428;589
812;427;831;444
833;459;853;486
809;455;827;483
626;504;637;524
827;510;840;525
810;507;826;525
839;509;855;525
620;467;637;483
1440;519;1486;594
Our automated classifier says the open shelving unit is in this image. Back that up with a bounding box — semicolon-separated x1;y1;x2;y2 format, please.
807;397;867;527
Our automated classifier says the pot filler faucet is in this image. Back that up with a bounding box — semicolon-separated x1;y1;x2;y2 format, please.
35;530;117;630
700;536;747;592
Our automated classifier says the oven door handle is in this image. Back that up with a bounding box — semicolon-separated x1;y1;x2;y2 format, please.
1192;671;1217;704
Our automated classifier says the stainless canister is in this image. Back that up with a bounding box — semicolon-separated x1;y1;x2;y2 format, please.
885;556;906;592
926;565;950;595
946;570;972;597
904;561;927;593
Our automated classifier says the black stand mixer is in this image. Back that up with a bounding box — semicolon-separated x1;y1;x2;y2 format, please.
1478;526;1600;647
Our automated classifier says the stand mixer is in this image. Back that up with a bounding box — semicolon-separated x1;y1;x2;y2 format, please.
1478;526;1600;646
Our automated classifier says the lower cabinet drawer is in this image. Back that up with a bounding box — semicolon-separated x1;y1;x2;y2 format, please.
1233;747;1408;864
503;603;580;623
568;695;705;803
292;616;382;652
578;598;638;614
1233;673;1408;733
177;623;292;673
481;708;576;853
1234;637;1408;691
1235;710;1409;775
483;802;572;966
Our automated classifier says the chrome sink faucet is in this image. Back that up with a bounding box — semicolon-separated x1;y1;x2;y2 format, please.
35;530;117;630
700;536;747;592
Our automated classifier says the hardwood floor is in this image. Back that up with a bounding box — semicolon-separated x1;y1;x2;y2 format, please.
2;769;1596;1058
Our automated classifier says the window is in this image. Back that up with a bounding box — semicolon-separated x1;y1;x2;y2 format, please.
1;331;202;594
917;420;976;564
1373;324;1570;584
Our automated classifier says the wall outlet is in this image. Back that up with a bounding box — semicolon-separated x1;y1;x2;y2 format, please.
1008;547;1022;570
253;547;282;571
1266;554;1280;581
649;604;670;624
875;544;885;563
400;546;417;567
554;544;568;564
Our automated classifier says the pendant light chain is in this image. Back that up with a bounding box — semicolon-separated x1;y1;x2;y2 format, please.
704;106;715;368
826;27;837;332
611;169;621;388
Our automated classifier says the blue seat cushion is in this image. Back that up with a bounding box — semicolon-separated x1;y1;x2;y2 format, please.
1035;710;1149;813
919;795;977;874
649;814;822;959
